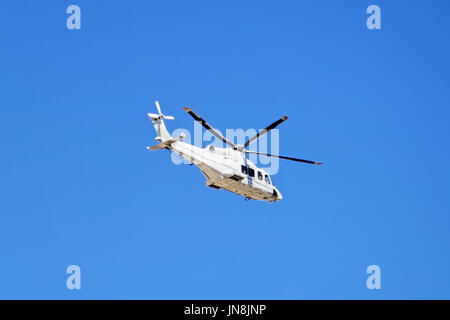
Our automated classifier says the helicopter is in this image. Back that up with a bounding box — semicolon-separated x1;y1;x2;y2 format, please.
147;101;322;202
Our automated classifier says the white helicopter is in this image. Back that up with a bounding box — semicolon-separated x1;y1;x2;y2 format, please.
147;101;322;202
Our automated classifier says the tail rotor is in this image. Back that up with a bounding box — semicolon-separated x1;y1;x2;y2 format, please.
148;101;175;121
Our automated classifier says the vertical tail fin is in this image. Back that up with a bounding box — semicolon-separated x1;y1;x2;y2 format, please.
147;101;174;142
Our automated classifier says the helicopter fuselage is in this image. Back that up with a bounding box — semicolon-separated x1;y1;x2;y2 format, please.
169;141;282;202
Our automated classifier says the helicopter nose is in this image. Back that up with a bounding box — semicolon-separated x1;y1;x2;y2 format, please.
273;188;283;201
277;190;283;201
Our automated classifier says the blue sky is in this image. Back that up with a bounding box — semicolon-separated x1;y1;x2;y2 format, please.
1;0;450;299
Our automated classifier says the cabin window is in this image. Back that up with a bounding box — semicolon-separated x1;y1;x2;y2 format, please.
258;171;263;180
241;165;247;174
265;174;271;184
248;167;255;177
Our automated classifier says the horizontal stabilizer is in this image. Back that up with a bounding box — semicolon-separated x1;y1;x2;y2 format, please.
146;134;185;151
147;144;166;151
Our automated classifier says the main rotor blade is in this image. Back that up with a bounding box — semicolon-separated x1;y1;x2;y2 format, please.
155;101;162;115
243;115;288;148
182;107;236;149
244;150;323;165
